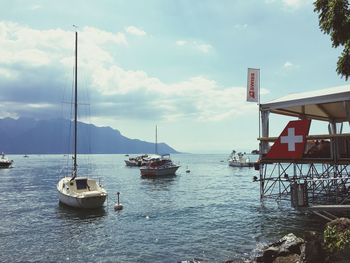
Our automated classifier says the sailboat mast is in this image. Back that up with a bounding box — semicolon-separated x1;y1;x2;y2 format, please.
155;125;158;154
73;30;78;175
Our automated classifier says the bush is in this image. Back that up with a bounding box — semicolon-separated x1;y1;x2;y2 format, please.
324;225;350;253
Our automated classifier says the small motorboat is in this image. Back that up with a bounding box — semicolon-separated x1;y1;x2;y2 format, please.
228;150;255;168
140;154;180;177
0;152;13;168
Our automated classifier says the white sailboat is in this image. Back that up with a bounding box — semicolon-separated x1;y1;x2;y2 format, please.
57;30;107;209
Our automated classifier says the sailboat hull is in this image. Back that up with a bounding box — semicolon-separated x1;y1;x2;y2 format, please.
58;191;107;209
57;177;107;209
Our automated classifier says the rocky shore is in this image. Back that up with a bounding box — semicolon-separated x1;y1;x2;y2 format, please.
226;217;350;263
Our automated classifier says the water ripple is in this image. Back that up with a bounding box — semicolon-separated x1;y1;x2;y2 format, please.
0;154;324;262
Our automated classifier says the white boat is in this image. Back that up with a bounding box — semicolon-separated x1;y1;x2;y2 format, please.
57;30;107;209
57;177;107;209
125;127;163;167
0;152;13;168
140;154;180;177
228;150;255;168
124;154;150;167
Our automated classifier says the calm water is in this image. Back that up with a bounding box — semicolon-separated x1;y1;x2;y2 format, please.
0;154;324;262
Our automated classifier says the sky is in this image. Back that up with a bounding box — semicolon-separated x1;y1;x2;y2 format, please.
0;0;348;153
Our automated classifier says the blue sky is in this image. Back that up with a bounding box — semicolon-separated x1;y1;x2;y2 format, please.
0;0;348;153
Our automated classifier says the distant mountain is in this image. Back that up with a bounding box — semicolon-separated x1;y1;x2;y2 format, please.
0;118;178;154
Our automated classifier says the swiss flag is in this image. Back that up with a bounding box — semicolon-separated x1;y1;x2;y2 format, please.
265;119;311;159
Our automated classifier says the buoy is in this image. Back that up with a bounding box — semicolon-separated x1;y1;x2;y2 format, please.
185;166;190;173
114;192;123;211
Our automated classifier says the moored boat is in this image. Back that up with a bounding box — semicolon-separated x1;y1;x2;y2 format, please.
140;154;180;177
57;177;107;209
0;153;13;168
57;30;107;209
124;154;150;167
228;150;255;168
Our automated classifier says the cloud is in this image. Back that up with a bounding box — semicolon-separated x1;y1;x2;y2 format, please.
0;21;262;124
30;4;42;10
282;0;303;8
0;67;18;79
196;43;212;53
125;26;146;36
234;24;248;30
265;0;312;10
84;26;128;45
175;40;187;46
283;61;293;68
86;66;258;122
176;39;213;54
283;61;299;70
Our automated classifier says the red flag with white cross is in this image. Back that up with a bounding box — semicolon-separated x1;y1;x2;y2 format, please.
265;119;311;159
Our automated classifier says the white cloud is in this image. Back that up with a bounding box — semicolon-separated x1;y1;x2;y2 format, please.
0;67;17;79
283;61;293;68
125;26;146;36
85;27;127;44
283;0;303;8
30;4;42;10
175;39;213;54
234;24;248;30
0;22;128;72
176;40;187;46
283;61;299;70
265;0;312;9
91;63;257;121
196;43;212;53
0;22;262;123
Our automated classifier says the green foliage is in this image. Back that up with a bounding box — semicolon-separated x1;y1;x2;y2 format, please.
314;0;350;80
324;225;350;253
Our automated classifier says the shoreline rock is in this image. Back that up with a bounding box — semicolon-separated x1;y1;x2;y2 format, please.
232;217;350;263
256;233;306;263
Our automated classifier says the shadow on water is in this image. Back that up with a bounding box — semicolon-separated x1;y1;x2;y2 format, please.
141;173;177;180
140;174;177;190
252;201;325;241
56;202;107;221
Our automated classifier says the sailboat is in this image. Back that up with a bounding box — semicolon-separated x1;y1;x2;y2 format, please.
140;125;180;177
57;30;107;209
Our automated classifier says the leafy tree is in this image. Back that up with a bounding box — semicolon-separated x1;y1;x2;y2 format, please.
314;0;350;80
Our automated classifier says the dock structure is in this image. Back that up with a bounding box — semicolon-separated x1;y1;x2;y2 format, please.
257;85;350;216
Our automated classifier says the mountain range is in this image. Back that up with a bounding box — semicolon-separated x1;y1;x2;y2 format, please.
0;118;178;154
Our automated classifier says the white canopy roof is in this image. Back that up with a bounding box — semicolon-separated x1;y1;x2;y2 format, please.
260;85;350;122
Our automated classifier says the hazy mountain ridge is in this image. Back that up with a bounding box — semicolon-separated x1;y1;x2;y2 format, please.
0;118;178;154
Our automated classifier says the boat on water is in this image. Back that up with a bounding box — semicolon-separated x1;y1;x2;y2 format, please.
125;126;163;167
140;154;180;177
57;30;107;209
228;150;255;168
124;154;150;167
0;153;13;168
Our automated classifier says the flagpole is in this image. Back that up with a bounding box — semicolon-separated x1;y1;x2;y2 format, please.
258;69;261;141
247;68;261;145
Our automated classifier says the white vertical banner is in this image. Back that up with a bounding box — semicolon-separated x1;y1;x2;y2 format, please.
247;68;260;102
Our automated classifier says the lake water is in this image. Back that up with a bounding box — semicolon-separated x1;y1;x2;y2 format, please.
0;154;324;262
